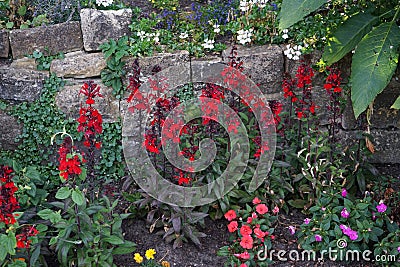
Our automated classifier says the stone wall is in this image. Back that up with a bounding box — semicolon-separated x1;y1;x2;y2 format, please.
0;9;399;164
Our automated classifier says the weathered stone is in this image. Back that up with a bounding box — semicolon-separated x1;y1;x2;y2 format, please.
342;69;400;130
124;50;190;77
80;8;132;51
55;80;121;122
222;45;284;94
0;30;10;58
0;68;48;101
50;51;106;78
0;109;22;150
9;21;83;59
338;129;400;164
10;57;37;70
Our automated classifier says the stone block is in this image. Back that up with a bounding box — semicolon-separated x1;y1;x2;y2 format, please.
222;45;284;94
0;68;48;101
124;50;190;77
50;51;106;78
0;109;22;150
0;30;9;58
55;80;121;122
80;8;132;51
9;21;83;59
338;129;400;164
10;57;37;70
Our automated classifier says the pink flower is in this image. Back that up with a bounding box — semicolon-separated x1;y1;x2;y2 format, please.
240;264;248;267
315;234;322;242
341;208;350;218
376;203;387;213
240;235;253;249
397;247;400;253
272;206;279;214
252;197;261;205
288;226;296;235
224;210;237;221
256;204;268;215
240;225;252;236
341;188;347;197
254;227;265;239
304;218;311;224
227;221;238;233
234;251;250;260
247;217;253;224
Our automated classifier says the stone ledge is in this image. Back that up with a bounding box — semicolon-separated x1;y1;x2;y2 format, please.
50;51;106;78
9;21;83;59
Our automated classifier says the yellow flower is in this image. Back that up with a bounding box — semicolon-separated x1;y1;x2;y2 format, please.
145;248;156;260
134;253;143;264
161;261;170;267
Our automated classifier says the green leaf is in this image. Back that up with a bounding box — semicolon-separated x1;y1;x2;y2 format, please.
278;0;326;30
17;5;27;16
390;96;400;109
351;22;400;118
322;12;378;65
55;187;71;199
103;235;124;245
112;241;136;255
72;189;85;206
37;209;62;224
6;21;14;29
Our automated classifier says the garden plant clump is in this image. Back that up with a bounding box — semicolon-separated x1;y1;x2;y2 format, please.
0;0;399;266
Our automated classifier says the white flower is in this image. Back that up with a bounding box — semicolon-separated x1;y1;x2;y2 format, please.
137;31;146;41
179;32;188;39
256;0;268;8
239;0;251;12
96;0;113;7
282;29;289;39
202;38;215;49
213;24;221;34
283;44;303;60
237;28;253;45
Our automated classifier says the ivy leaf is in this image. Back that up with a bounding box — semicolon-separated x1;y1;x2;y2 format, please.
351;22;400;118
72;188;85;206
390;96;400;109
322;12;378;65
278;0;326;30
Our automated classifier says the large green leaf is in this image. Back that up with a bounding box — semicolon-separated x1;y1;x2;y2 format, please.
278;0;326;30
391;96;400;109
351;22;400;118
323;12;378;65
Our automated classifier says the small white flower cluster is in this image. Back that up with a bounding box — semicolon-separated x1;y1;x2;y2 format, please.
282;29;289;39
237;28;253;45
137;31;160;43
283;44;303;60
179;32;188;39
202;38;215;49
213;24;221;34
239;0;268;11
96;0;113;7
